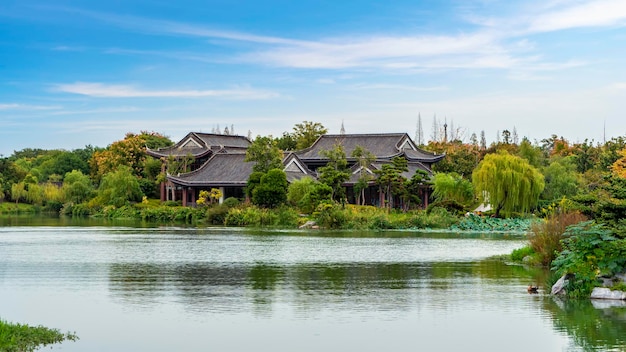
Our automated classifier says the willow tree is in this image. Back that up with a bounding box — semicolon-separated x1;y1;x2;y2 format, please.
472;151;544;217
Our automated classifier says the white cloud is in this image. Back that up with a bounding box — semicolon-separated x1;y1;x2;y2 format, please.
0;103;60;111
528;0;626;32
53;82;280;99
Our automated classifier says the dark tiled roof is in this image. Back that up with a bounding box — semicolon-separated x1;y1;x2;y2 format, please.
147;132;251;158
295;133;443;162
194;133;251;148
344;161;432;185
169;150;314;187
168;152;253;186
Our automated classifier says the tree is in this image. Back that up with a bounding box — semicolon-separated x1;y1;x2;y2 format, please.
472;151;544;217
292;121;327;150
274;132;297;151
404;169;430;209
542;156;581;201
96;166;143;207
611;147;626;178
317;145;350;202
90;131;172;183
432;172;474;205
374;156;408;209
252;169;288;208
517;137;544;168
245;136;283;173
62;170;94;204
11;182;27;204
287;176;331;213
351;145;375;205
427;140;481;178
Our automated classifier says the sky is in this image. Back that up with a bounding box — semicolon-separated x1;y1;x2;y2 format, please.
1;0;625;156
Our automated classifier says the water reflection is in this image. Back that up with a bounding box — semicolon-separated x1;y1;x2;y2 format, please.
108;259;543;310
1;224;625;351
544;298;626;351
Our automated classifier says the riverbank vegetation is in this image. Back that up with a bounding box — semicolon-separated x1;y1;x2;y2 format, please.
0;319;78;352
1;124;626;233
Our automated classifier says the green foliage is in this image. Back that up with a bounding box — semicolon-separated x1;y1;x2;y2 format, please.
0;319;78;352
292;121;327;150
510;245;536;263
274;131;297;151
541;156;581;202
224;205;300;227
222;197;240;208
452;213;534;232
432;172;474;205
206;204;230;225
96;166;144;207
139;206;205;223
517;137;544;168
427;140;481;177
287;177;332;213
472;151;545;217
551;221;626;298
90;131;172;183
408;207;458;229
245;136;283;173
313;201;347;229
317;144;350;202
374;156;409;209
62;170;94;204
252;169;288;208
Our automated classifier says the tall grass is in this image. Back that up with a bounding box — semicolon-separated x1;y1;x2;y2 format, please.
529;211;588;266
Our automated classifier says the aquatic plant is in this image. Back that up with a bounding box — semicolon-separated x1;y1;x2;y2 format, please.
0;319;78;352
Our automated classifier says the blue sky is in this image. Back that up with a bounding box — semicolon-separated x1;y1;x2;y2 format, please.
1;0;625;156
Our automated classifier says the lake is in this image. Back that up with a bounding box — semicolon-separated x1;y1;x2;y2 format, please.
1;219;625;351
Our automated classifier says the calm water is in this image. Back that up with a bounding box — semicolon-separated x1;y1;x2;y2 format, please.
1;220;625;351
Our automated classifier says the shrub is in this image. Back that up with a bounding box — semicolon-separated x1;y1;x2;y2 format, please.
313;201;347;229
510;245;536;263
206;205;229;225
551;221;626;298
222;197;240;208
529;211;587;266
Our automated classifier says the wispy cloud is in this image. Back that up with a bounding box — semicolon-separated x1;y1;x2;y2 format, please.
47;1;625;73
349;84;448;91
0;103;60;110
53;82;280;99
527;0;626;32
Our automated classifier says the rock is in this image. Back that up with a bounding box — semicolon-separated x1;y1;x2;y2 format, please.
590;287;626;300
299;220;318;229
551;274;569;295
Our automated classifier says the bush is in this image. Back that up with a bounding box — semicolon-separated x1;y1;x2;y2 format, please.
510;245;536;263
529;211;587;266
206;205;229;225
551;221;626;298
313;201;347;229
222;197;240;208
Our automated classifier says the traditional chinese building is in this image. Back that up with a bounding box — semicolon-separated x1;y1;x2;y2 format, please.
148;131;444;208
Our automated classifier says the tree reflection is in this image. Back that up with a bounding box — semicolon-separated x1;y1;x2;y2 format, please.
543;298;626;351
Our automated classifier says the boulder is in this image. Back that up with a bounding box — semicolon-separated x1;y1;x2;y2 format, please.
299;220;318;229
551;274;569;295
590;287;626;300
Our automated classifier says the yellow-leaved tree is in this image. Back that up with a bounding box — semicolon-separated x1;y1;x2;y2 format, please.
611;148;626;178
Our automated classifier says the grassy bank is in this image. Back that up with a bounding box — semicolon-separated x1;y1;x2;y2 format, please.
0;319;78;352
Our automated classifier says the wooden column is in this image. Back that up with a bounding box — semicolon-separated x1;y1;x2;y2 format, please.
182;188;188;207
